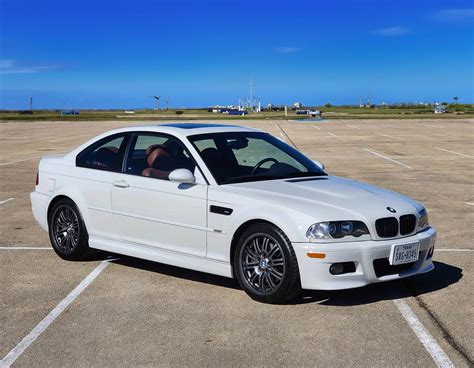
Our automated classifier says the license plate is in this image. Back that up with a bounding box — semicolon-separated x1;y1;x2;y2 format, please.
390;242;420;265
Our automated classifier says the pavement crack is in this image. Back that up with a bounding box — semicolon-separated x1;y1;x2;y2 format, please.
403;280;474;365
276;123;298;149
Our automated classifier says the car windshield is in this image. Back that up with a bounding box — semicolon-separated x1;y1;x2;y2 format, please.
188;131;326;184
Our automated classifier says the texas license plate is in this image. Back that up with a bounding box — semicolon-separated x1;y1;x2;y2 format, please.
390;242;420;265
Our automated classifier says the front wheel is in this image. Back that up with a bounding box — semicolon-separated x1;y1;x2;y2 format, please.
234;223;301;304
48;198;92;261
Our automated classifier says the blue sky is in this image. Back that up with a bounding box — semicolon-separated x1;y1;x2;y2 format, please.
0;0;473;109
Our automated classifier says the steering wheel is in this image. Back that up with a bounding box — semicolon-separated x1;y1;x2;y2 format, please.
250;158;278;175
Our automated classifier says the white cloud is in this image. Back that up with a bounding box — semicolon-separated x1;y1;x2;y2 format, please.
373;26;410;36
433;8;474;21
274;47;301;53
0;59;57;74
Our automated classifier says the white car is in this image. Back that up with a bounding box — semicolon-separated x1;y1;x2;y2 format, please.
31;123;436;303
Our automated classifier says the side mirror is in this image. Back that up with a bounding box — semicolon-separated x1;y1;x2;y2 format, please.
169;168;195;184
313;160;325;170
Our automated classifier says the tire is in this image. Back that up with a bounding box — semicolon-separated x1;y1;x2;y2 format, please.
234;223;301;304
48;198;92;261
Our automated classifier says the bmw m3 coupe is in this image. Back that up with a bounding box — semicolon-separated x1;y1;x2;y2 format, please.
31;123;436;303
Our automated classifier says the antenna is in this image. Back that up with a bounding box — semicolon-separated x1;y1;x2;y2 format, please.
249;79;253;111
29;95;33;111
165;96;170;110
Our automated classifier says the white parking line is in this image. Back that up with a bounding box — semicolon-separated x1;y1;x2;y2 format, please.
311;125;321;130
0;247;51;250
0;151;69;167
436;248;474;252
433;133;463;140
376;132;404;141
466;202;474;206
435;148;471;158
418;124;444;129
0;260;111;367
50;136;77;142
0;198;15;205
364;148;413;169
0;155;45;167
393;299;454;368
328;132;346;141
346;125;360;129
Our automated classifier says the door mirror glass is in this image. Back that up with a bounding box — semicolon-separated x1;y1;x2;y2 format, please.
313;160;325;170
169;168;195;184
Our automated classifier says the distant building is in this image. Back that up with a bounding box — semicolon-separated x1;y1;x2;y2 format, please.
293;102;303;108
61;110;80;116
434;106;446;114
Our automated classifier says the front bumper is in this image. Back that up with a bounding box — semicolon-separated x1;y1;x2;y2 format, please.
293;227;436;290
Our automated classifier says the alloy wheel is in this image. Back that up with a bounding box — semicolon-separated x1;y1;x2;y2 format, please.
240;233;286;294
52;205;80;254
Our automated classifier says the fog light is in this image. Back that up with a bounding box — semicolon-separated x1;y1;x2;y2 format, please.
329;263;345;275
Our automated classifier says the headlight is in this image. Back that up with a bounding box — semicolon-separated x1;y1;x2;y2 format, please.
307;221;369;239
418;208;429;229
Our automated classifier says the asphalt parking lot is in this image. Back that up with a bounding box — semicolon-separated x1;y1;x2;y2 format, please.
1;118;473;367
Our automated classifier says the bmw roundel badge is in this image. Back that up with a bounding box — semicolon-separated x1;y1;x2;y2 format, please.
386;207;397;213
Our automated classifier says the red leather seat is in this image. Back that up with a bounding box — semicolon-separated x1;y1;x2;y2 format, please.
142;147;176;179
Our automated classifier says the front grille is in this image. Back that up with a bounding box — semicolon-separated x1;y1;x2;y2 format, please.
373;258;416;277
400;214;416;235
375;217;398;238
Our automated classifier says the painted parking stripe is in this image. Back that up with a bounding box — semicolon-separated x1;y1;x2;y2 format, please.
432;133;463;140
0;247;51;250
376;132;404;141
435;148;471;158
0;155;46;167
0;260;111;367
346;125;360;129
0;151;69;167
393;299;454;367
328;132;346;141
436;248;474;252
465;202;474;206
364;148;413;169
311;125;321;130
0;198;15;205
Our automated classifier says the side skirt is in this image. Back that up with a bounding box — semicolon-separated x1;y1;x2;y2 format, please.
89;235;233;278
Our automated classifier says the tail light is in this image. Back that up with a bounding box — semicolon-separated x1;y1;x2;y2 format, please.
36;172;39;186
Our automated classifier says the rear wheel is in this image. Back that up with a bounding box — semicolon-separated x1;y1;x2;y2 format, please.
234;223;301;304
48;198;92;261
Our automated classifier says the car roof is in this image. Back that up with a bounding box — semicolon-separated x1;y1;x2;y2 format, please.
106;123;261;137
66;123;262;159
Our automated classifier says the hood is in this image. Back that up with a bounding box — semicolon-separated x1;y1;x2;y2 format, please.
224;176;422;222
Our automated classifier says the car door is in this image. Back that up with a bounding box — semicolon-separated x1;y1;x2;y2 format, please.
75;133;130;240
111;132;208;257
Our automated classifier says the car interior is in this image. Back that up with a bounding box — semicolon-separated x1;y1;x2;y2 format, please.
125;137;196;180
194;136;303;183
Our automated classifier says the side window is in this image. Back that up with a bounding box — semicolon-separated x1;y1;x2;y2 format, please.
76;134;127;172
125;133;196;180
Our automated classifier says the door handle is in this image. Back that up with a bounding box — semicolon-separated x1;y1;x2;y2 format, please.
113;180;129;188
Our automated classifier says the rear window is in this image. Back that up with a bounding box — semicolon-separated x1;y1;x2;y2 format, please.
76;133;129;172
